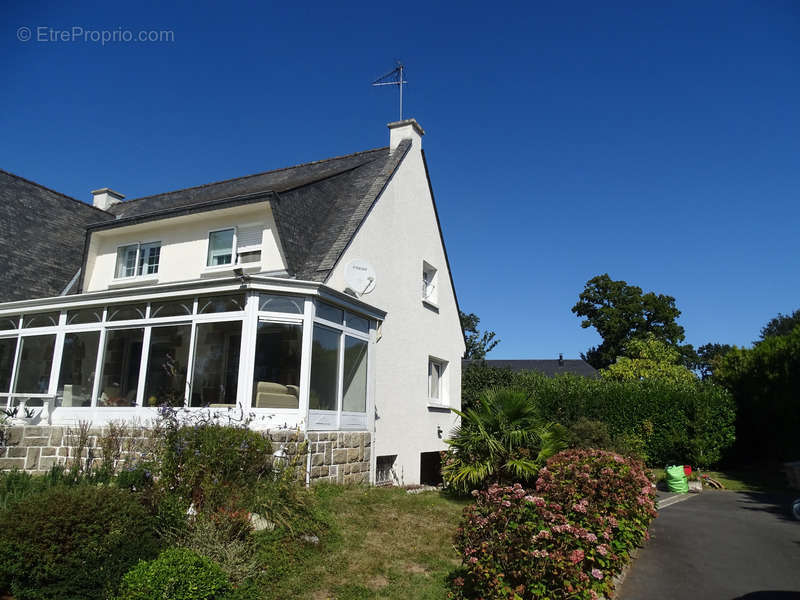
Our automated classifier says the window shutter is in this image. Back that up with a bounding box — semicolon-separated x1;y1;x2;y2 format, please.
237;225;263;252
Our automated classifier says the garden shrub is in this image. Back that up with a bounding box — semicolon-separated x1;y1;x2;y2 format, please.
535;449;656;553
159;421;272;510
461;364;736;467
442;387;568;494
162;513;259;586
567;418;612;450
450;451;656;600
116;547;232;600
0;485;160;600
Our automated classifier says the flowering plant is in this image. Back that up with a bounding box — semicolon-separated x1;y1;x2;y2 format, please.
449;450;656;599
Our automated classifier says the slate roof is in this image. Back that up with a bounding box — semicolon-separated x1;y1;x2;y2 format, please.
463;359;599;378
1;140;413;303
0;169;114;303
104;142;411;282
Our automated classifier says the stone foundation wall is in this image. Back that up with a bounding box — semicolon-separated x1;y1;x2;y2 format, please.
0;425;371;485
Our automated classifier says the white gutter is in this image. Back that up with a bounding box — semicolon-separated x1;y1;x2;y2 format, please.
0;274;387;321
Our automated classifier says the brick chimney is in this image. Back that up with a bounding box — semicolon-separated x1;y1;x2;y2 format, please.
91;188;124;211
388;118;424;152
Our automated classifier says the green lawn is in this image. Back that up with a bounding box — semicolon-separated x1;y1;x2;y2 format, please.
259;486;468;600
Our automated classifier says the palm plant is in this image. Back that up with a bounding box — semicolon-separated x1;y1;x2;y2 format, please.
442;387;567;493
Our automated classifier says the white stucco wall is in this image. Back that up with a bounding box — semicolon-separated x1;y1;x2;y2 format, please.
327;133;465;485
83;203;286;292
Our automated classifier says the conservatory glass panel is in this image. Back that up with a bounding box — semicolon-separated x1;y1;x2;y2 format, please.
309;324;339;411
190;321;242;407
22;312;60;328
107;304;146;321
143;324;191;407
257;294;304;315
0;338;18;394
0;316;19;331
198;295;245;314
66;308;103;325
150;299;193;318
98;328;143;407
251;322;302;409
57;331;100;407
316;302;343;324
13;335;56;395
342;336;367;412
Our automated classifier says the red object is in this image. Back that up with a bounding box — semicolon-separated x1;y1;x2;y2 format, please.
684;465;692;476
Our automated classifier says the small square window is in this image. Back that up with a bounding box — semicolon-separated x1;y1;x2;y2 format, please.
422;261;438;305
428;357;447;404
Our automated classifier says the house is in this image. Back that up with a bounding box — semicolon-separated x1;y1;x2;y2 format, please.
0;119;465;485
463;355;598;378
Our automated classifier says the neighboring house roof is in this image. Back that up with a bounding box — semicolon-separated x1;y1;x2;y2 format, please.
105;142;411;282
0;169;114;303
463;359;599;378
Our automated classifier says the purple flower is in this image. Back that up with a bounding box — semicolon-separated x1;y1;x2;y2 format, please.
591;568;604;580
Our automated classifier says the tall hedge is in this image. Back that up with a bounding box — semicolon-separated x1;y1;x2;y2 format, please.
714;326;800;463
461;364;735;467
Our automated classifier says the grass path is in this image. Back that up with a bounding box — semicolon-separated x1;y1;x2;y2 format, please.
264;486;468;599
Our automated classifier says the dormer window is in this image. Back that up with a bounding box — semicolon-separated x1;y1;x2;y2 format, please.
422;261;438;305
115;242;160;279
207;226;263;268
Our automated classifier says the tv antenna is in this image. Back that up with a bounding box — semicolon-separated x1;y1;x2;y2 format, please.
372;61;407;120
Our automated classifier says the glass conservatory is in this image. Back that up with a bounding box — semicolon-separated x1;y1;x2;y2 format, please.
0;276;383;431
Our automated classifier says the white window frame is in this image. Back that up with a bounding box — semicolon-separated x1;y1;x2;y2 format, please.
205;223;264;272
205;227;237;269
113;241;161;281
422;261;439;307
427;356;448;408
307;301;372;431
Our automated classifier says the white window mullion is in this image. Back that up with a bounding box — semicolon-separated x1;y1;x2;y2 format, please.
136;327;152;407
236;293;259;409
6;335;21;409
336;330;345;430
90;327;107;407
184;320;198;408
297;298;314;428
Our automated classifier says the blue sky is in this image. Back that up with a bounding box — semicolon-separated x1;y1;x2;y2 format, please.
2;1;798;359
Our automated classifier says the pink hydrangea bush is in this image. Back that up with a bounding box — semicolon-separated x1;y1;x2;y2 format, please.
536;449;656;557
449;450;656;600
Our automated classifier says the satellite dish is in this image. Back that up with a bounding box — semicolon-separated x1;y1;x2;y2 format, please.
344;259;376;296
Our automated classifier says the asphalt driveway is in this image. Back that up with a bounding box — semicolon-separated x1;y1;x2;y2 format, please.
618;490;800;600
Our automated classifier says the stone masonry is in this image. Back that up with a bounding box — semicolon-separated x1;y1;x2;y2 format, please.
0;425;371;485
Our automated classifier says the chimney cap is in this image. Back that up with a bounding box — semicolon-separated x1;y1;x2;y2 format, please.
387;118;425;137
91;188;125;200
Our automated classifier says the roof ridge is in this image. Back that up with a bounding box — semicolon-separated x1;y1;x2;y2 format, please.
115;146;389;208
0;168;113;216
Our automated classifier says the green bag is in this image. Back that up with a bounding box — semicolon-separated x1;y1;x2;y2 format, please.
665;465;689;494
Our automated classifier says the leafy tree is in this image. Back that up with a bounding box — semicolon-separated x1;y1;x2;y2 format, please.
691;342;734;379
757;308;800;342
601;335;697;385
442;387;567;493
714;325;800;462
459;310;499;359
572;274;685;369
